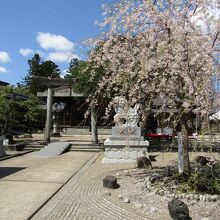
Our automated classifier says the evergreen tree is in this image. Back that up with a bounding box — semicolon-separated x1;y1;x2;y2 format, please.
0;86;40;134
21;54;61;94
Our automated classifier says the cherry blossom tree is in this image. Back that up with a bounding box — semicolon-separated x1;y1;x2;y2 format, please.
89;0;219;173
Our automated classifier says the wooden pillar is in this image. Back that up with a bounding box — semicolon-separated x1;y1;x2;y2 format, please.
44;87;53;142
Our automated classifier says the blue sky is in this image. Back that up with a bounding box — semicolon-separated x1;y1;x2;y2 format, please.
0;0;112;85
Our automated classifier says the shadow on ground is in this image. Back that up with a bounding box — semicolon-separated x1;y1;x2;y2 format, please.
0;167;26;179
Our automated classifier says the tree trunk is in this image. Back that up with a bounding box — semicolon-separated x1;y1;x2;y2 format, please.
91;102;99;144
180;120;190;174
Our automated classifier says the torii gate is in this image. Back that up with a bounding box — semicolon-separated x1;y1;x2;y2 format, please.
32;76;73;142
32;76;98;144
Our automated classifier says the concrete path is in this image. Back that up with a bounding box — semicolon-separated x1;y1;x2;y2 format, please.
0;151;97;220
31;154;157;220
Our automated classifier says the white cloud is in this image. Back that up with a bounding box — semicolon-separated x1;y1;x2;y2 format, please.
37;32;74;52
19;48;34;57
191;0;220;34
48;51;79;63
60;69;69;78
0;52;11;63
0;66;7;73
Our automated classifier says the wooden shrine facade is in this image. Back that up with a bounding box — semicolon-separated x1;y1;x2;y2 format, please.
37;86;90;128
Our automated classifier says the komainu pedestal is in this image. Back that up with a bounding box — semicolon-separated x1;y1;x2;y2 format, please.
102;97;149;164
0;137;7;158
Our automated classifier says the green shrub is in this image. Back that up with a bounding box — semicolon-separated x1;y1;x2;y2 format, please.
187;171;220;195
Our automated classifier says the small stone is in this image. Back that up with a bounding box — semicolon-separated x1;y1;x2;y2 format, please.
116;172;120;176
161;197;165;202
200;195;206;202
134;203;143;209
186;194;190;200
150;207;157;213
164;190;168;196
190;201;197;207
210;196;214;202
205;195;211;202
167;193;172;198
174;194;179;199
159;190;164;196
194;194;199;201
145;181;150;185
104;191;111;196
118;194;123;199
145;176;150;181
212;195;218;202
103;176;118;189
190;194;194;200
124;198;130;203
171;194;175;198
209;196;214;202
154;188;159;195
200;195;203;201
141;186;145;191
178;194;183;199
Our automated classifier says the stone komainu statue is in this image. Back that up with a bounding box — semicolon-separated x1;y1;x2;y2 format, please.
113;97;140;127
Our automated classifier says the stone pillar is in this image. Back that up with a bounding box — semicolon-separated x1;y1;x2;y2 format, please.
178;132;184;174
91;102;98;144
44;87;53;142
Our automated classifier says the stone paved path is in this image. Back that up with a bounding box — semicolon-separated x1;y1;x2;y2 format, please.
0;151;97;220
31;154;153;220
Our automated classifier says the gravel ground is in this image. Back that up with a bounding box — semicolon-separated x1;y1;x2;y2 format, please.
109;152;220;220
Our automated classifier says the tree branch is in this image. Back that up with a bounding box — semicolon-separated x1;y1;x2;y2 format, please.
212;31;219;48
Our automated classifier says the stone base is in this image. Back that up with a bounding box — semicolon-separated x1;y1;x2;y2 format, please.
112;126;141;136
102;139;149;164
0;145;7;157
109;136;144;141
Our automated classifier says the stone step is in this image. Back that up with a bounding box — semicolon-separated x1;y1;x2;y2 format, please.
25;143;103;153
65;127;111;135
71;145;100;148
26;146;102;153
70;148;102;152
25;147;43;151
68;141;100;146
